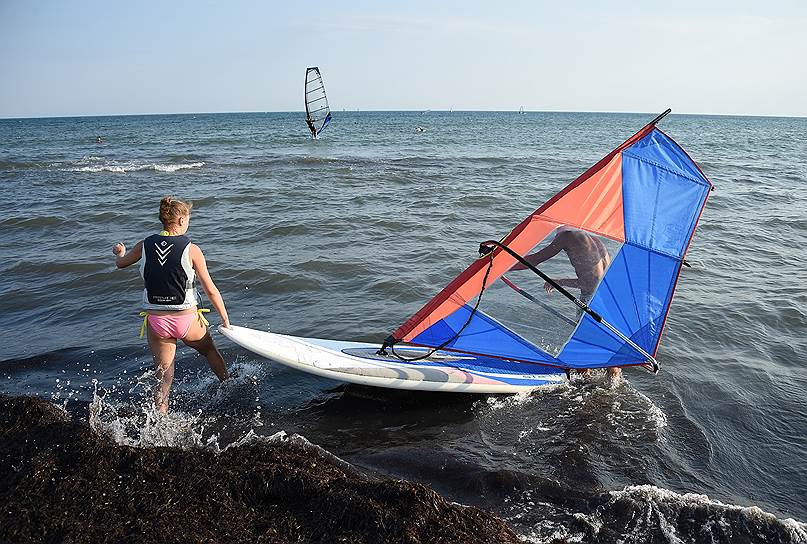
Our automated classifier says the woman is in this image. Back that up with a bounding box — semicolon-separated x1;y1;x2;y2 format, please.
113;196;231;414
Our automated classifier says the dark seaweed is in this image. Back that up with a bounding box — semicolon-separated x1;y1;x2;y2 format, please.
0;395;520;543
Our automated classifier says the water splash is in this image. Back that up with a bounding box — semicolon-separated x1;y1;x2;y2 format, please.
483;374;667;443
89;377;221;449
88;360;271;451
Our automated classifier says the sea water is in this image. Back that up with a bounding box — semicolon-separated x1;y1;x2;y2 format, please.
0;111;805;542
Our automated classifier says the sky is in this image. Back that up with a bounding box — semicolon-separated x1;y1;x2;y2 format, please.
1;0;805;118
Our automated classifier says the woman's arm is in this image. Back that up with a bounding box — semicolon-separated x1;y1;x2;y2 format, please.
190;244;230;328
113;241;143;268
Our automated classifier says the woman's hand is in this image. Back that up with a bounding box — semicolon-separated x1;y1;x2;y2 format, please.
113;240;142;269
221;319;232;330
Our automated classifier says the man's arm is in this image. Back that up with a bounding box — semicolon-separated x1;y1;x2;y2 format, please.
510;234;565;271
543;278;580;294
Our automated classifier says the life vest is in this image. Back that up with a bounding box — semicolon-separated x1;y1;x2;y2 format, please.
139;233;198;310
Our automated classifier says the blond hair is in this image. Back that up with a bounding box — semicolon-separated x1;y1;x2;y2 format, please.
158;196;192;227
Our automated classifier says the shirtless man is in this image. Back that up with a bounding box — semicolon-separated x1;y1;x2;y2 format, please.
512;226;620;379
513;227;610;303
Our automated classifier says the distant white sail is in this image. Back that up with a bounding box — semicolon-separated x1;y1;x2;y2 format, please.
305;67;332;137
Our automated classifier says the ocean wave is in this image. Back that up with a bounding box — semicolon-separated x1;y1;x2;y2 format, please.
0;215;78;229
511;483;807;543
485;375;668;441
0;159;45;170
70;161;205;173
2;156;205;173
579;484;807;543
228;429;362;476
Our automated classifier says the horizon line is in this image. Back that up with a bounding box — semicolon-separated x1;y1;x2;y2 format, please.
1;109;805;121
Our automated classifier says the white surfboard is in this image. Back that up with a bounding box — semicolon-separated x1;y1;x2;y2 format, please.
219;325;567;393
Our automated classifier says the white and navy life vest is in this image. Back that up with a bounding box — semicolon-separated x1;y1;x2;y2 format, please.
139;233;198;310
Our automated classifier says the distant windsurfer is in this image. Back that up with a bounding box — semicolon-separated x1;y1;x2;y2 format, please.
112;196;231;414
512;226;620;379
306;118;317;139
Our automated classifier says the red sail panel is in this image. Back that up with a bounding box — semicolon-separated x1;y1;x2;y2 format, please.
541;153;624;241
391;122;656;345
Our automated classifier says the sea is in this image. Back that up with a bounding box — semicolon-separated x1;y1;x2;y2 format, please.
0;111;805;543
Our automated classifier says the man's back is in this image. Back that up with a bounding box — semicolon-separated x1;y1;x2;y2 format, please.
555;230;610;296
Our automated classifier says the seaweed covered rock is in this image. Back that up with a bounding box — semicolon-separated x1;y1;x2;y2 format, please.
0;395;521;543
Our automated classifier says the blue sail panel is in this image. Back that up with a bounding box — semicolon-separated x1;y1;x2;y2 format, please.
318;112;332;135
412;305;558;368
623;129;707;183
621;132;711;259
559;315;645;367
558;243;680;367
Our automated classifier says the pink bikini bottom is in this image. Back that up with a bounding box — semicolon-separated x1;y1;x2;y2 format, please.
147;313;197;339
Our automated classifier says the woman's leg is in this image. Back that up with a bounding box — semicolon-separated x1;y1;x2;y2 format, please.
147;327;177;414
182;315;229;381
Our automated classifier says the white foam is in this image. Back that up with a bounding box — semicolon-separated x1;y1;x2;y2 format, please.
483;375;667;441
153;162;205;172
595;485;807;542
512;484;806;543
75;165;128;173
519;528;585;544
484;384;569;410
69;161;205;173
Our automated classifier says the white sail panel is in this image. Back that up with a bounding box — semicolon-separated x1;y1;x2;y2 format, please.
305;67;332;136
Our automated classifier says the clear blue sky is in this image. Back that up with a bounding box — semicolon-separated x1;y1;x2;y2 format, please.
1;0;805;118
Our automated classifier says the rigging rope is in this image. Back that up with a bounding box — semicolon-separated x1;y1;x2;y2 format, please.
379;256;494;362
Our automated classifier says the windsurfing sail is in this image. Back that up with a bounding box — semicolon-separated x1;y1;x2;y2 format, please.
380;109;713;373
305;67;332;136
